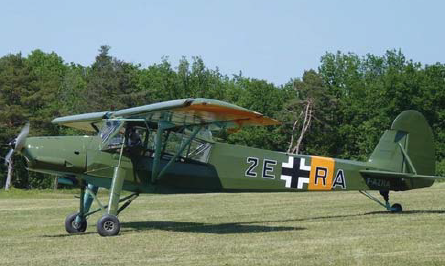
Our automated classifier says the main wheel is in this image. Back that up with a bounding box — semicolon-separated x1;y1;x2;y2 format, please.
65;213;87;233
97;214;120;237
390;203;403;213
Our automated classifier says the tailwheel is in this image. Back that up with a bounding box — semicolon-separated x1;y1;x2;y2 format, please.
65;213;87;233
359;190;404;213
390;203;403;213
97;214;120;237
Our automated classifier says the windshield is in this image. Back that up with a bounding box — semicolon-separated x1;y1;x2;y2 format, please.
99;120;125;150
100;121;122;142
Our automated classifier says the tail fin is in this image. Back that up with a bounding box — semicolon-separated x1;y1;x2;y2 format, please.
368;111;435;186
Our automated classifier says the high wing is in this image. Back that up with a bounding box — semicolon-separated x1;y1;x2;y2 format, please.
52;98;280;132
52;111;110;132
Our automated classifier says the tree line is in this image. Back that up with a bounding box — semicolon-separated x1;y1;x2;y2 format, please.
0;46;444;188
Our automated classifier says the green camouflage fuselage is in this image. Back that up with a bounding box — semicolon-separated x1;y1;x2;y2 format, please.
22;134;433;194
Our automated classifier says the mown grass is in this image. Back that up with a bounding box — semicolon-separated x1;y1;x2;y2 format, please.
2;183;445;265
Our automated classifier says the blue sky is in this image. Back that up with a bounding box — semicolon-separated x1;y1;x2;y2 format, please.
1;0;444;85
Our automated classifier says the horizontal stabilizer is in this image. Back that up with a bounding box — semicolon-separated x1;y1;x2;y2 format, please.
360;170;445;181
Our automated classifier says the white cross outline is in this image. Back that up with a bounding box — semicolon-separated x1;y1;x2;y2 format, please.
280;156;311;189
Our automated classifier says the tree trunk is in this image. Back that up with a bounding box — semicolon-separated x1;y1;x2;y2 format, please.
287;112;302;153
5;158;12;190
288;100;313;154
53;176;58;190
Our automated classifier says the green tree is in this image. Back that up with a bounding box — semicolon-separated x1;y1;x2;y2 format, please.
84;45;139;112
0;53;31;187
280;70;336;156
226;77;288;151
26;49;67;136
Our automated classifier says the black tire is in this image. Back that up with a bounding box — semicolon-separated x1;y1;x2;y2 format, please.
391;203;403;213
65;213;87;233
97;214;120;237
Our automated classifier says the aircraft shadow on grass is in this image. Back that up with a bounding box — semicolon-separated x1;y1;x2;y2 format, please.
41;221;304;238
121;220;305;234
120;209;445;234
271;209;445;222
41;209;445;237
364;210;445;215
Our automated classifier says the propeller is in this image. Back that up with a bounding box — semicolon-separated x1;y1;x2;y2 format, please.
4;123;29;166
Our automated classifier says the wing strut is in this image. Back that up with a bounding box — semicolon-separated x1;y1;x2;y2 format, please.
151;121;202;183
157;125;202;181
151;120;175;183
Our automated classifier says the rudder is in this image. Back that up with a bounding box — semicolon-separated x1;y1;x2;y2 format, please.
368;111;435;187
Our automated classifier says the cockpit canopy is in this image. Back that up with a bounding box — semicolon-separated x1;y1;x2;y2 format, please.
98;120;213;163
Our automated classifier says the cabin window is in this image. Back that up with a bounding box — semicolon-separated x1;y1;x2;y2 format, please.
153;128;212;163
187;140;212;162
98;121;212;162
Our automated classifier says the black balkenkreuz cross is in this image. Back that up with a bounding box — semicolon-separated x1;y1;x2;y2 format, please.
280;157;311;189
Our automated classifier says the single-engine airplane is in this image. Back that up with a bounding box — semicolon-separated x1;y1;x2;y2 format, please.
3;98;444;236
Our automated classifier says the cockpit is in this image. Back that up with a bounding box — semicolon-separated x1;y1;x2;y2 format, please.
98;120;213;163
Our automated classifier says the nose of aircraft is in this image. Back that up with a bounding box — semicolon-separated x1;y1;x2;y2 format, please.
22;136;90;174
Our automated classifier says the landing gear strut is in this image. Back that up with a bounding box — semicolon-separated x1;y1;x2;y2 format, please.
66;135;141;236
92;167;126;237
65;180;91;233
359;190;403;212
65;178;138;236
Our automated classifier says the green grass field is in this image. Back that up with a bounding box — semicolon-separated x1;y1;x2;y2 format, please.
1;184;445;266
